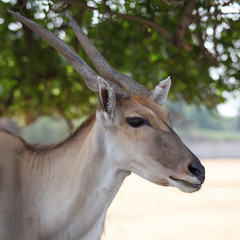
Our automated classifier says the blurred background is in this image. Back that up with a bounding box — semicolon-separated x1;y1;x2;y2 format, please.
0;0;240;239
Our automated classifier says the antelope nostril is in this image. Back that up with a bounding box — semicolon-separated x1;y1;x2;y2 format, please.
188;165;201;176
188;162;205;182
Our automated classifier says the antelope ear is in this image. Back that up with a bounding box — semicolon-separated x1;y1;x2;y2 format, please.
150;76;171;105
96;77;116;125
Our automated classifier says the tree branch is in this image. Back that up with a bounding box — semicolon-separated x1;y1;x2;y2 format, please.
172;0;196;48
196;30;219;67
161;0;186;6
222;0;235;7
213;4;219;60
56;0;193;51
193;10;219;67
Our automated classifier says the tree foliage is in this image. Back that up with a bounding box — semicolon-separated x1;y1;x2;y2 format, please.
0;0;239;124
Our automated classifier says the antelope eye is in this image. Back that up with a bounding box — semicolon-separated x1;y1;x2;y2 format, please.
126;117;151;128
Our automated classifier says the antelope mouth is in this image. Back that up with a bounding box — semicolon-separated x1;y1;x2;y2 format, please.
169;176;202;192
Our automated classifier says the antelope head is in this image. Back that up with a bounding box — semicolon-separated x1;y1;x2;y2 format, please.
9;11;205;193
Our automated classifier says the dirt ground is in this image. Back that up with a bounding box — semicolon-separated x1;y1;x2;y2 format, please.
102;159;240;240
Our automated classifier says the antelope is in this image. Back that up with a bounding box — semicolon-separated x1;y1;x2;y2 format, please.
1;10;205;240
